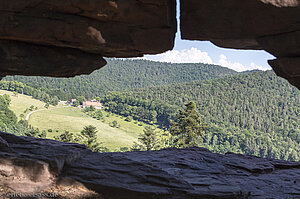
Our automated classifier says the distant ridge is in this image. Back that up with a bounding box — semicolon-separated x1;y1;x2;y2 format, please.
4;59;238;99
241;69;263;74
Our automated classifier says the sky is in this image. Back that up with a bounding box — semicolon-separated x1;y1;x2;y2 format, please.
141;0;275;72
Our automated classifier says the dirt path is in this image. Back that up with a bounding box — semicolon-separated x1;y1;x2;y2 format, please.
25;106;67;121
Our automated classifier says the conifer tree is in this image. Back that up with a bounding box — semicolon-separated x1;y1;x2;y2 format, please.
139;126;160;151
131;126;160;151
170;101;207;148
80;125;102;152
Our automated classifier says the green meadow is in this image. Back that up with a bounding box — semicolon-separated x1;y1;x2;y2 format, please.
1;90;143;151
0;90;46;120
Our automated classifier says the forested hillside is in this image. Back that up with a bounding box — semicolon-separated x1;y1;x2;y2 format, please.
101;71;300;160
0;81;59;105
4;59;237;100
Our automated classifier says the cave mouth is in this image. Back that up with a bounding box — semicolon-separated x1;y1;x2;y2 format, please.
0;0;298;159
0;1;299;198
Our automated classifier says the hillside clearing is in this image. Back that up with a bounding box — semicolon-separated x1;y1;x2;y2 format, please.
28;106;143;151
0;90;46;120
0;90;145;151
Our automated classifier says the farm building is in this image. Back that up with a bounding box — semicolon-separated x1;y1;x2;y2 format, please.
82;100;104;110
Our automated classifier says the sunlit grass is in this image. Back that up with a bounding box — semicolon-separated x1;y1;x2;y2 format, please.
0;89;147;151
0;90;46;120
29;107;142;151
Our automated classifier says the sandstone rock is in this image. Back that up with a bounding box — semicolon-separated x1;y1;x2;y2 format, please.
180;0;300;89
0;40;107;77
0;0;299;89
269;57;300;87
0;0;176;77
0;132;299;199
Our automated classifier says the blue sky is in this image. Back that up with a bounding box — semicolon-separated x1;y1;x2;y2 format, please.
142;0;275;72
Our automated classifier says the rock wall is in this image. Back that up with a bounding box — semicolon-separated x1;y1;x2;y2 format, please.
0;132;299;199
0;0;176;77
180;0;300;88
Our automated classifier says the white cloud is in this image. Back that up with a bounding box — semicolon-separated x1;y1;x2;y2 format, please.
132;47;271;72
144;47;213;64
217;54;270;72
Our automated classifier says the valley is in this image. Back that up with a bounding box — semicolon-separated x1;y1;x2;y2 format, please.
0;59;299;160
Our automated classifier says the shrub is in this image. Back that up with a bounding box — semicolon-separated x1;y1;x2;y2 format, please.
110;120;118;128
125;116;133;122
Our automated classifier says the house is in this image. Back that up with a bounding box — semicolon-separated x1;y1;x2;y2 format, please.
82;99;104;110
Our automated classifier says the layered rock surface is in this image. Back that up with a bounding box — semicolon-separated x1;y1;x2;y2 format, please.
180;0;300;89
0;0;176;77
0;132;299;199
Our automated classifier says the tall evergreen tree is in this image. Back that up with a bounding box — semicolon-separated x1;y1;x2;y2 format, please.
170;101;207;148
80;125;102;152
138;126;160;151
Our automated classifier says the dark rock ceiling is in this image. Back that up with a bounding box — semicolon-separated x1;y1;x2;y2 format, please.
0;0;176;77
181;0;300;89
0;0;300;88
0;0;299;87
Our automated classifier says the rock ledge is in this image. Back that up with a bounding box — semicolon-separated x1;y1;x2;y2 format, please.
0;132;299;199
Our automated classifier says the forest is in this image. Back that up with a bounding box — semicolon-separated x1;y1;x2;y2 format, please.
99;70;300;160
0;80;59;106
4;59;237;100
0;59;299;161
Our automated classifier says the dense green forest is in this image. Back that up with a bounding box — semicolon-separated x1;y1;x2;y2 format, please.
0;81;59;105
1;59;299;161
100;71;300;161
4;59;237;100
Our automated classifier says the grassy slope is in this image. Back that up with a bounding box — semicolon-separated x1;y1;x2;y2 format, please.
0;90;142;151
29;107;141;151
0;90;46;120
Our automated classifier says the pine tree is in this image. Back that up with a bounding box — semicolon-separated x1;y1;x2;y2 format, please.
80;125;102;152
170;101;207;148
139;126;160;151
131;126;160;151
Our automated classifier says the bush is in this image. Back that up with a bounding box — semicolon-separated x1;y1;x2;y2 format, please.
125;116;133;122
47;129;53;132
29;105;35;111
110;120;118;128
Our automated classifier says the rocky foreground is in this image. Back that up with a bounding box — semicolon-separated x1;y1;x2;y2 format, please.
0;131;299;199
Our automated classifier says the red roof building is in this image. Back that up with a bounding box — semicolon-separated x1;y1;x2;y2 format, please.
82;100;103;110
